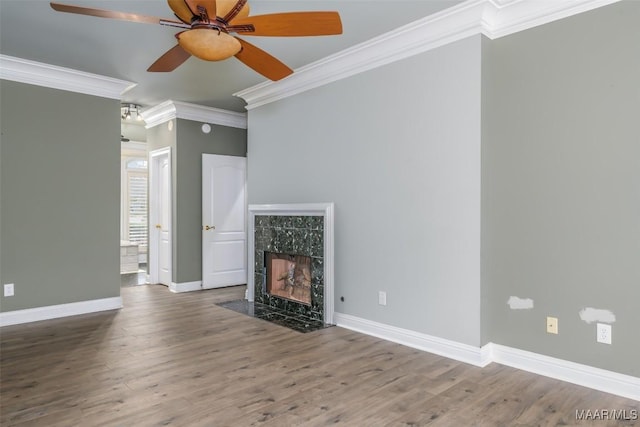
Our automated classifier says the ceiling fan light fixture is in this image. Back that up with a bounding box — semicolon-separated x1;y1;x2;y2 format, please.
177;29;241;61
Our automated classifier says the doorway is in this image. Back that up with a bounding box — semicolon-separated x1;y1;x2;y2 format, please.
120;140;148;286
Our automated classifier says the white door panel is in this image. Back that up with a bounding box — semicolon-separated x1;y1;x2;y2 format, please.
202;154;247;289
149;148;172;287
211;241;245;271
212;167;246;232
158;157;172;285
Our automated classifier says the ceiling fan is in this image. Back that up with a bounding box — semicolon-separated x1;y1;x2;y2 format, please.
50;0;343;81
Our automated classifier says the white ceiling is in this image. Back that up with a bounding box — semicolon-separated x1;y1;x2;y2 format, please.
0;0;463;112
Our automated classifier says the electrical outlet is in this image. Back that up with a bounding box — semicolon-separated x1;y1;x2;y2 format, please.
546;316;558;334
597;323;612;344
4;283;15;297
378;291;387;306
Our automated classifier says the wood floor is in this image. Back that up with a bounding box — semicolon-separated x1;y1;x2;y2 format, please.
1;285;638;426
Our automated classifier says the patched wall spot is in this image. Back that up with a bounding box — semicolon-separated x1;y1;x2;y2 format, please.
507;296;534;310
579;307;616;324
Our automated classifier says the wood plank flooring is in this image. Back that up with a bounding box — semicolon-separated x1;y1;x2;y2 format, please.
1;284;638;426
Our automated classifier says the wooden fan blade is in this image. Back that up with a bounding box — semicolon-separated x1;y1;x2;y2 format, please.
186;0;216;19
234;38;292;81
230;12;342;36
167;0;195;23
222;0;248;23
147;44;192;72
50;2;165;25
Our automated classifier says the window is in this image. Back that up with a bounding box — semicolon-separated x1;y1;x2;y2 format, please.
127;159;148;169
122;156;148;256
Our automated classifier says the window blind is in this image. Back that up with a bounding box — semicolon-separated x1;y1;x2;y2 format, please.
128;172;148;246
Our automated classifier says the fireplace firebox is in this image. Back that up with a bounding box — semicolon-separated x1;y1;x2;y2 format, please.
265;252;312;305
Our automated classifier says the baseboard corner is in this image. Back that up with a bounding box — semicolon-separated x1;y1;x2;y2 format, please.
169;281;203;293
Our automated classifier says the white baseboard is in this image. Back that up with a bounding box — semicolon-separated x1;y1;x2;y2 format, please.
334;312;639;402
169;281;202;293
334;312;491;367
0;297;123;327
488;343;640;402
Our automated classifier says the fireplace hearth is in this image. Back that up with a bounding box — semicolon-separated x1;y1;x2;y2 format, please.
217;299;327;333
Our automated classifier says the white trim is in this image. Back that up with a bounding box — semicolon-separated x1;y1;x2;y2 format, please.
0;297;123;327
121;140;147;152
169;281;203;293
335;312;490;367
483;0;621;39
332;311;639;401
141;100;247;129
489;343;640;402
234;0;620;110
248;203;335;325
0;54;136;100
140;101;176;129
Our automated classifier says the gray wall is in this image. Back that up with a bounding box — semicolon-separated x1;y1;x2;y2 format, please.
0;80;121;312
481;1;640;376
147;118;247;284
248;37;482;346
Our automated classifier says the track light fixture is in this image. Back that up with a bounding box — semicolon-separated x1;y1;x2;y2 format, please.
121;103;143;121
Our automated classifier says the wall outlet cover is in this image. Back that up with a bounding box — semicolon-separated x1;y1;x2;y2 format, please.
546;316;558;334
378;291;387;306
4;283;15;297
596;323;612;344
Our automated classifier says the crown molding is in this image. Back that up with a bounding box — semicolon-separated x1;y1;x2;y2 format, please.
141;100;247;129
140;100;176;129
0;54;136;100
483;0;620;38
234;0;486;110
234;0;620;110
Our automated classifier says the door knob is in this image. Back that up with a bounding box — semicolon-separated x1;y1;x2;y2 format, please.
155;224;162;229
204;225;216;231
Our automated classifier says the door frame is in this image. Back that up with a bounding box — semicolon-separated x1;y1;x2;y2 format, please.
148;147;172;285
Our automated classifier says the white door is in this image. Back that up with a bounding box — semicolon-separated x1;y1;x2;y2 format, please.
202;154;247;289
149;148;172;286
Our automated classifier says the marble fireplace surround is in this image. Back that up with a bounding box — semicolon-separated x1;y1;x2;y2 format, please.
247;203;335;325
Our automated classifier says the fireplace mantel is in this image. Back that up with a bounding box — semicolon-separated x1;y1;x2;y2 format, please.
247;203;335;325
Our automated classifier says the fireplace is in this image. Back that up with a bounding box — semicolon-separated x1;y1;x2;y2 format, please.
265;252;312;305
248;203;335;325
